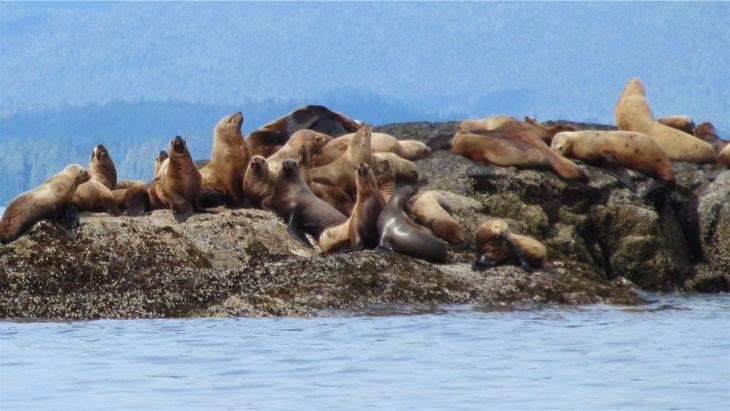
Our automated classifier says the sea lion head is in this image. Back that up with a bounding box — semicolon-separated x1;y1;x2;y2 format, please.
171;136;188;154
250;155;269;175
550;132;573;156
92;145;110;162
624;77;646;97
280;159;301;180
215;111;244;140
351;125;372;152
393;185;417;202
695;122;717;137
65;164;91;185
355;163;377;195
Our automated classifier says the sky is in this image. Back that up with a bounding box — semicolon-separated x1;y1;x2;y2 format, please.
1;1;729;129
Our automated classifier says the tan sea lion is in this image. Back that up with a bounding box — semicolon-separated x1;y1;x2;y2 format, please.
615;78;715;163
473;219;547;271
372;152;419;183
657;115;695;135
248;105;362;157
551;130;675;183
243;155;275;208
452;128;588;181
377;186;448;263
72;146;122;216
314;132;432;167
297;145;353;216
459;115;517;132
716;145;730;169
373;155;396;202
309;125;372;197
319;163;385;253
267;159;347;247
0;164;90;244
409;191;467;247
522;116;578;145
398;140;432;160
199;112;249;207
694;122;728;153
148;136;204;222
267;129;332;174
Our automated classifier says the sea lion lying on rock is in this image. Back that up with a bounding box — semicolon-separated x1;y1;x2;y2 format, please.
473;219;547;271
409;190;467;247
309;125;372;197
314;132;431;166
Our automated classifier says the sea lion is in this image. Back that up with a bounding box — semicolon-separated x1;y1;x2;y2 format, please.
409;191;467;247
551;130;675;183
473;219;547;271
373;155;396;202
309;125;372;197
71;145;122;215
314;133;432;167
267;159;347;247
267;129;332;174
694;122;728;153
0;164;90;244
399;140;432;160
148;136;204;222
452;128;588;181
459;115;517;132
372;152;419;183
199;112;249;207
297;145;353;216
242;155;275;209
377;186;448;263
319;163;385;253
657;115;695;135
522;116;578;145
615;78;716;163
248;105;362;157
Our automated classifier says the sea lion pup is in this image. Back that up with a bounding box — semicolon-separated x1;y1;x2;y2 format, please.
0;164;90;244
452;128;588;181
297;145;353;216
267;159;347;247
72;146;122;216
199;112;249;207
409;191;467;247
309;125;372;197
319;163;385;253
551;130;675;183
694;122;728;153
372;152;419;183
377;186;448;263
657;115;695;135
247;105;361;157
459;115;517;132
373;155;396;202
148;136;205;223
243;155;275;208
615;78;716;163
473;219;547;271
267;129;332;174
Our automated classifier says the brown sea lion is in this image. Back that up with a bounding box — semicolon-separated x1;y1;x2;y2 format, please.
373;155;396;203
309;125;372;197
377;186;448;263
615;78;715;163
267;159;347;247
657;115;695;135
297;145;353;216
248;105;362;157
243;155;275;209
473;219;547;271
372;152;419;184
267;129;332;174
551;130;675;183
452;128;588;181
319;163;385;253
694;122;728;153
199;112;249;207
148;136;204;222
71;146;122;215
0;164;90;244
409;191;467;247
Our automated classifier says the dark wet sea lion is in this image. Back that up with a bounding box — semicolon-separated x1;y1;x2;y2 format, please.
0;164;90;244
268;159;347;247
199;112;250;207
319;163;385;252
473;219;547;271
377;186;448;263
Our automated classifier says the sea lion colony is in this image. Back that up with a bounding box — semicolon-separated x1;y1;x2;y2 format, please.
1;80;728;269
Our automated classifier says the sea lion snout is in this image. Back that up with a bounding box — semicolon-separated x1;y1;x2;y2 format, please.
281;159;299;176
93;145;109;159
172;136;186;153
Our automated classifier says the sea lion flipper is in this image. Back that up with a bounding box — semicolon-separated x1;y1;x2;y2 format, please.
504;235;533;272
287;207;313;248
472;253;495;271
170;196;194;223
124;187;149;217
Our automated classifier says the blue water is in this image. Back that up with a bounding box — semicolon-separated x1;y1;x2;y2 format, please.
1;295;729;410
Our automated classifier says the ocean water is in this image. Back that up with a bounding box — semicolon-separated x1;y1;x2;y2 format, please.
1;295;729;411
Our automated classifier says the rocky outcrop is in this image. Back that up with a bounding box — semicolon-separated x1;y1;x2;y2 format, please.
1;121;727;320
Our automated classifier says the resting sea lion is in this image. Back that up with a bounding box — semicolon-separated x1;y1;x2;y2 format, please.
657;115;695;135
248;105;361;157
319;163;385;253
148;136;204;222
267;129;332;174
694;122;728;153
72;145;122;215
377;186;448;263
399;140;432;160
615;78;715;163
297;145;353;215
267;159;347;247
551;130;675;183
309;125;372;197
459;115;517;132
243;155;275;208
409;191;467;247
199;112;249;207
314;132;430;166
0;164;90;244
473;219;547;271
522;116;578;145
372;152;419;183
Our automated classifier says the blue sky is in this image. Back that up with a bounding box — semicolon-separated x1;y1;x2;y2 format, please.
1;1;729;128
